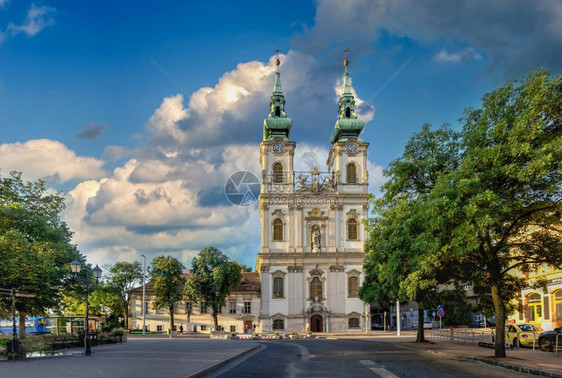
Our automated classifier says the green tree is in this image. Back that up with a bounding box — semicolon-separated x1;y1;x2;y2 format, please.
427;69;562;357
0;172;83;338
360;125;460;343
150;256;185;332
184;247;242;331
107;261;144;329
439;289;473;326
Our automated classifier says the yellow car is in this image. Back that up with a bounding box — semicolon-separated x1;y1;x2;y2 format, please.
506;324;543;347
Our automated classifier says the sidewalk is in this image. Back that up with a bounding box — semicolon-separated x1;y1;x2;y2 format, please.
335;330;562;377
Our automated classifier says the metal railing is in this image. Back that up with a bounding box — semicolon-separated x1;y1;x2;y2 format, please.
429;328;493;345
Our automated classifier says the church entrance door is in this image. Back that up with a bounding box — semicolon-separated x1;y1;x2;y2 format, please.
244;321;253;334
310;315;323;332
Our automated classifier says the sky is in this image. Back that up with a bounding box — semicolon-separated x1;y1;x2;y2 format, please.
1;0;561;271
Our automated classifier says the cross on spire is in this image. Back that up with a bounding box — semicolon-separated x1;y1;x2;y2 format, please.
275;47;281;68
343;47;350;70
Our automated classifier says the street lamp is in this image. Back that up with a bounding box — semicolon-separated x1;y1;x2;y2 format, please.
70;259;102;356
141;254;146;335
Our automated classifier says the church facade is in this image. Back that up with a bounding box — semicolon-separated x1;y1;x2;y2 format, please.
256;58;370;333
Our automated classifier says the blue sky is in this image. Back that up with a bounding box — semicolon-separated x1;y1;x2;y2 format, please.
1;0;561;270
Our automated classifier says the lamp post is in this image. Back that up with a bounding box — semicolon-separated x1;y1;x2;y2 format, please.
141;254;146;335
70;259;102;356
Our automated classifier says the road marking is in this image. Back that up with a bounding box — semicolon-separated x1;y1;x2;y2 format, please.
360;360;399;378
278;341;311;361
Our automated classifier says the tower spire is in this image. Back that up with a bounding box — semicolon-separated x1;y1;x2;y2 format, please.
330;50;365;144
263;50;292;141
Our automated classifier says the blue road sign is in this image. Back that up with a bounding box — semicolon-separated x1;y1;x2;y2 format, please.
437;305;444;310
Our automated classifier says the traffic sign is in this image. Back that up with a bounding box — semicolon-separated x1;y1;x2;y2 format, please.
437;309;445;317
437;305;443;310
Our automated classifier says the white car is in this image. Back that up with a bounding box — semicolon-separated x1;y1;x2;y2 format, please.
423;321;433;329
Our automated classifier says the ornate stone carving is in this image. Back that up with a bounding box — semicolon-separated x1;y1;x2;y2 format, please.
287;265;303;273
260;264;270;273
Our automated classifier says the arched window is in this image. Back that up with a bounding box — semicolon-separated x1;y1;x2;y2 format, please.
345;107;351;118
273;162;284;183
310;277;322;299
527;293;542;321
275;106;281;117
273;218;284;241
273;319;284;330
273;277;284;298
346;163;357;184
347;218;358;240
348;317;360;328
348;276;359;297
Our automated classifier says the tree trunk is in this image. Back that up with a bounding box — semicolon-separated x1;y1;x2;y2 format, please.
416;308;425;343
122;299;129;329
169;310;175;333
212;308;219;331
491;283;506;358
18;312;27;340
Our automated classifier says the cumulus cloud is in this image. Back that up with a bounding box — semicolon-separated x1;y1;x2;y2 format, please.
0;139;106;183
434;47;482;63
76;123;107;140
295;0;562;73
6;4;56;38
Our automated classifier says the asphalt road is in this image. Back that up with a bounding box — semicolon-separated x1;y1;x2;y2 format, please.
206;339;529;378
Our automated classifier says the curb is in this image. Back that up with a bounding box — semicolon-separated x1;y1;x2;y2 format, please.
187;344;261;378
396;342;562;378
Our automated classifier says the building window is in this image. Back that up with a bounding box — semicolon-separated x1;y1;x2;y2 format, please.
554;291;562;322
229;301;236;314
244;301;251;314
310;277;322;300
346;163;358;184
527;293;541;321
273;319;284;330
348;276;359;297
273;277;284;298
201;302;207;314
157;325;163;332
348;318;360;328
273;218;284;241
144;302;149;314
347;218;358;240
230;325;236;333
201;325;207;331
273;162;284;183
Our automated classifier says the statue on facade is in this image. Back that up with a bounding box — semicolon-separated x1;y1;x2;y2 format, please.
311;225;321;251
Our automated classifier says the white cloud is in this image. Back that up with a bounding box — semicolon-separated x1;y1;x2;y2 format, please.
7;4;56;37
0;139;106;183
434;47;482;63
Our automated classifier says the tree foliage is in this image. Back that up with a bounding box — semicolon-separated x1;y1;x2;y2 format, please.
360;124;460;342
150;256;185;331
184;247;242;331
361;69;562;357
0;172;83;338
106;261;144;329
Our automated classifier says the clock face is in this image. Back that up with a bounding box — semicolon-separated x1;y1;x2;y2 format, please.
272;142;284;154
346;143;357;155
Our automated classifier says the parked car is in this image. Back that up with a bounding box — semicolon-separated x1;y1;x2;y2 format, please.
478;320;495;328
371;323;384;331
506;324;543;347
538;327;562;352
423;321;433;329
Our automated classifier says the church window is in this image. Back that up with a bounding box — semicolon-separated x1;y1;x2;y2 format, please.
275;106;281;116
273;319;284;330
348;276;359;297
273;162;284;183
345;107;351;118
244;301;251;314
310;277;322;299
273;277;284;298
348;318;360;328
347;218;358;240
273;218;284;241
347;163;358;184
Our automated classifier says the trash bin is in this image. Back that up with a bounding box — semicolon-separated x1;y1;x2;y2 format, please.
167;328;171;336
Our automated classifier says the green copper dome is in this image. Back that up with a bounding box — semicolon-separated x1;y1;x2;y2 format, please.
330;64;365;144
264;64;292;141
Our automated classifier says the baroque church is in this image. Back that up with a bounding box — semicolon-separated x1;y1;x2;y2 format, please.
128;57;370;334
256;56;370;333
